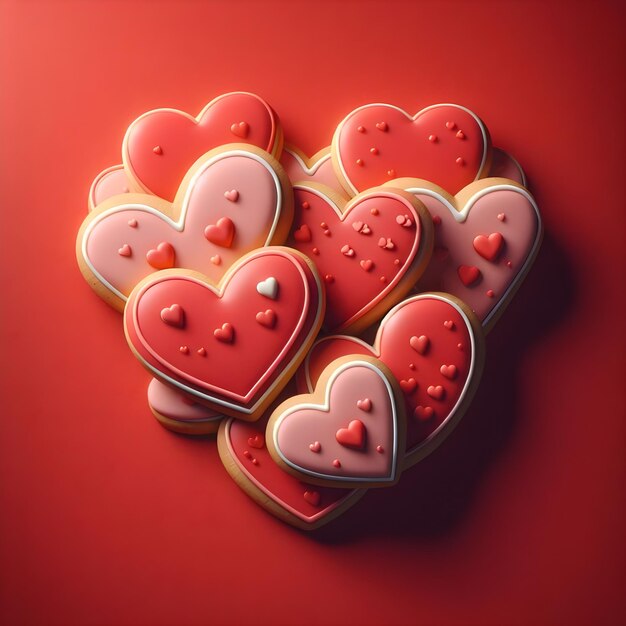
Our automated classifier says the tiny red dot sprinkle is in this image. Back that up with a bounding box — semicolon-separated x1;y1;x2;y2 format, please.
356;159;364;166
446;121;457;130
333;459;341;468
323;230;331;236
357;125;365;133
458;343;464;350
376;445;384;453
370;147;379;155
380;276;387;283
487;289;495;298
128;219;138;228
428;135;437;142
394;259;401;266
456;130;466;140
506;260;513;268
387;169;396;177
320;222;328;229
302;201;310;210
370;208;379;216
456;157;465;165
153;145;163;155
252;458;259;465
243;450;252;459
312;247;320;255
324;274;335;284
409;363;416;370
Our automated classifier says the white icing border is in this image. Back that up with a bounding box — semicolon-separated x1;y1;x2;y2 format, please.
82;149;283;302
402;183;542;328
272;359;400;484
130;250;325;416
335;103;489;196
302;294;477;460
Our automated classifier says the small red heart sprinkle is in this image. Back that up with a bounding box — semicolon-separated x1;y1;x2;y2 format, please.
409;335;429;354
224;189;239;202
179;346;189;354
146;241;175;269
458;265;482;286
214;323;234;343
127;218;138;228
356;398;372;412
160;304;184;328
341;244;355;257
336;419;366;449
309;441;321;453
376;122;388;131
444;320;455;330
210;255;221;265
414;406;434;420
118;244;131;257
304;490;321;506
248;435;264;449
497;213;505;221
427;385;445;400
360;259;374;272
256;309;276;328
293;224;312;243
400;378;417;394
446;121;457;130
456;130;465;140
473;232;504;261
230;121;249;138
197;347;206;356
152;145;162;155
440;364;458;379
386;169;396;177
204;217;236;248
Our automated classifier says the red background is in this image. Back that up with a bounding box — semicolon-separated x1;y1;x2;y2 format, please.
1;1;624;624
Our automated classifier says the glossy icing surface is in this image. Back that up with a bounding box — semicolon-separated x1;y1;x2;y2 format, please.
124;92;279;201
408;183;541;326
125;249;322;415
147;378;222;422
83;150;283;302
274;360;399;483
279;146;343;192
224;417;358;523
298;295;476;460
287;185;424;332
335;103;488;195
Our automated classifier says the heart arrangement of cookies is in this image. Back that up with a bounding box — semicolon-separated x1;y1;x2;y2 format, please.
77;91;542;530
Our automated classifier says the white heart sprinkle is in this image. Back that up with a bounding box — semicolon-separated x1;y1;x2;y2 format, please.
256;277;278;300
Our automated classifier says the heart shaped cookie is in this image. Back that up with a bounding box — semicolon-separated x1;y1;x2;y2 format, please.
332;103;491;196
385;177;542;330
296;294;485;468
78;145;293;311
123;91;282;201
267;356;406;487
124;247;324;420
279;144;346;195
287;183;433;334
88;165;131;211
148;378;223;435
218;413;364;530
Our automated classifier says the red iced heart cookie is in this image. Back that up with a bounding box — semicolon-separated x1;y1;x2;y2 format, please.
287;184;433;334
279;144;347;196
332;103;491;196
124;247;324;420
147;378;223;435
78;146;293;311
296;294;485;468
488;148;527;186
217;415;364;530
385;177;542;330
267;356;406;487
123;91;282;201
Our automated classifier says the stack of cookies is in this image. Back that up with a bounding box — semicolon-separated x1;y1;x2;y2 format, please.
77;91;542;529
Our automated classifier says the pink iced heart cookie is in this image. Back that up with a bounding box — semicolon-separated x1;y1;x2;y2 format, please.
385;177;542;330
279;144;347;196
217;414;364;530
287;184;433;334
147;378;223;435
332;103;491;196
77;145;293;311
123;91;282;201
124;247;324;420
296;294;485;468
267;356;406;488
